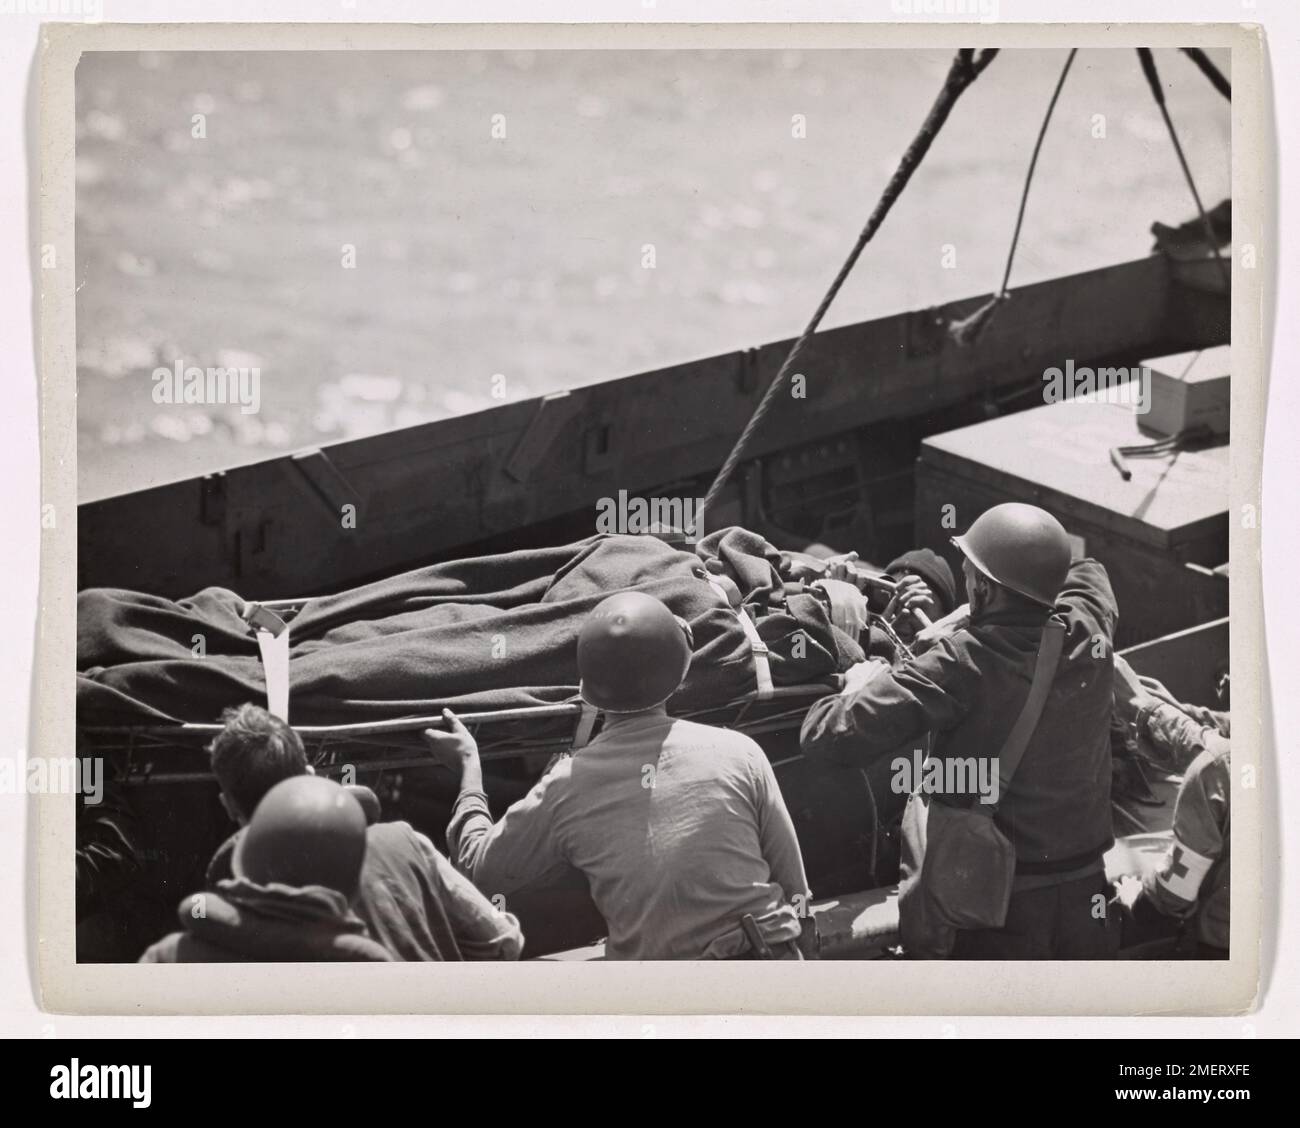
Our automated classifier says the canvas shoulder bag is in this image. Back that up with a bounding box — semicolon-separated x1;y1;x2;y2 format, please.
897;618;1067;958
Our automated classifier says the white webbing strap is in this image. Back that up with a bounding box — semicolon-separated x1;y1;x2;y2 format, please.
811;577;868;640
572;702;598;750
706;576;774;700
243;603;291;722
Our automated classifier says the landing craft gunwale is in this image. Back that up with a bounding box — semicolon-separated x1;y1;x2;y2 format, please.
76;253;1226;600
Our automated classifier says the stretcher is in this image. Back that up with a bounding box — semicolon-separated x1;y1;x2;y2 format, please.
78;590;845;785
78;529;956;785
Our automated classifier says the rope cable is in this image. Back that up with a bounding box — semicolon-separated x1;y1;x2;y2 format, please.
996;49;1078;302
697;48;999;528
948;47;1077;347
1180;47;1231;101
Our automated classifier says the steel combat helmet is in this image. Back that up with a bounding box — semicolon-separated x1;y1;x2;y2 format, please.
952;502;1072;608
234;775;368;897
577;591;694;713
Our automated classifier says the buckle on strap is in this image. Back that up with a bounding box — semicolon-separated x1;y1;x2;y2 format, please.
243;603;288;637
733;605;774;700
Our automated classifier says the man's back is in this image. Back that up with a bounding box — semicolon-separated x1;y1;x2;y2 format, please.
455;715;809;959
953;559;1117;870
802;558;1118;872
141;882;394;962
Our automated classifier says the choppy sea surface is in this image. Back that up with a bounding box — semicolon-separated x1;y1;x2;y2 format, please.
75;48;1230;501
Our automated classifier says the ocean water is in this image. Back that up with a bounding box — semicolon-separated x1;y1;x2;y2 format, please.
74;47;1231;500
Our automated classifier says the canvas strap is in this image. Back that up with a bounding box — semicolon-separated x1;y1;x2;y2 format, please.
243;603;291;723
976;617;1066;817
706;576;774;700
571;702;599;750
811;577;868;640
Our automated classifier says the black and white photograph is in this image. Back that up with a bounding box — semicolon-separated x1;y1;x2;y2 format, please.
23;17;1273;1027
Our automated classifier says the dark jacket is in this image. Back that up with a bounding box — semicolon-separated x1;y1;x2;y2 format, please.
801;559;1118;874
139;879;394;962
208;820;523;961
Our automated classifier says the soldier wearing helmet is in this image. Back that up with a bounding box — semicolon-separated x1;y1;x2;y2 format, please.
200;703;523;963
429;590;811;960
801;502;1121;959
140;776;394;962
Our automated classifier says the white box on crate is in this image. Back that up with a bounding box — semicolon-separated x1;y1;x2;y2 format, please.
1138;345;1231;437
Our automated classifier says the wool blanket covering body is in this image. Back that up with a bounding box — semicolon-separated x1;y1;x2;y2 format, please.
77;528;862;726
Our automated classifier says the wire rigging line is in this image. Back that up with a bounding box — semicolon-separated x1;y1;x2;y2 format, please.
949;47;1078;348
1180;47;1231;101
697;48;999;529
1136;47;1231;292
998;48;1079;300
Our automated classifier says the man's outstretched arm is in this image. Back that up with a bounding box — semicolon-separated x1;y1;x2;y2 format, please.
800;640;974;768
424;709;569;899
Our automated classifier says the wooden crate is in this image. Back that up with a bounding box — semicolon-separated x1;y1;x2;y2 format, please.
915;398;1228;647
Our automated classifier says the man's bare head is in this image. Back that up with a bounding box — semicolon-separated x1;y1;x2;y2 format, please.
208;703;308;824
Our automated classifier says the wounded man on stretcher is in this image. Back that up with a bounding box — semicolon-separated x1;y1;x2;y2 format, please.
76;526;950;728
